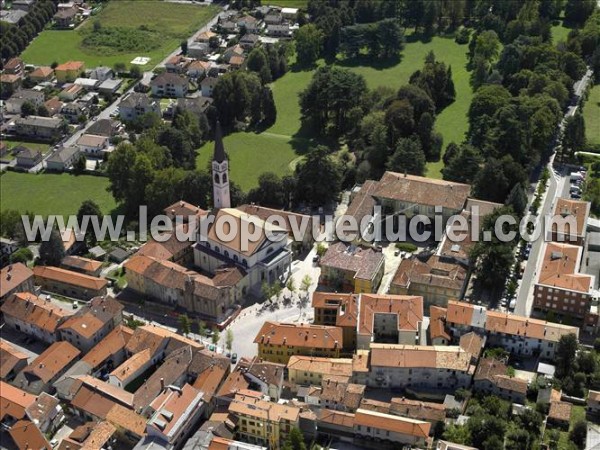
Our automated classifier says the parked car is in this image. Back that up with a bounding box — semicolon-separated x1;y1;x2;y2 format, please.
231;353;238;364
571;193;582;199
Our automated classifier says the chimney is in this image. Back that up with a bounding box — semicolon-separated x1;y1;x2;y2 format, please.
403;170;407;178
160;378;165;390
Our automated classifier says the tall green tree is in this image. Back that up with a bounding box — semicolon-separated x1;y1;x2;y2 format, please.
77;200;103;245
282;427;307;450
39;228;65;266
442;144;482;183
556;333;579;378
295;24;322;66
387;137;426;175
225;328;234;351
179;314;191;336
294;146;342;206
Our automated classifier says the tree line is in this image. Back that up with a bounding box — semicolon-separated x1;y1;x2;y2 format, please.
1;0;57;61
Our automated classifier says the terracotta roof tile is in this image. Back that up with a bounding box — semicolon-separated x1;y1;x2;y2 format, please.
552;198;590;239
33;266;108;291
369;344;471;371
354;408;431;438
8;419;51;450
287;356;353;380
81;325;133;368
390;397;446;423
0;340;29;379
0;381;36;421
106;403;146;437
19;341;80;383
538;242;591;293
320;242;385;281
429;306;451;341
357;293;423;336
548;401;572;423
254;321;343;349
0;263;33;298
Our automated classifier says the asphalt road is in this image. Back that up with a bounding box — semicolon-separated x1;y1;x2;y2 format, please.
514;68;593;317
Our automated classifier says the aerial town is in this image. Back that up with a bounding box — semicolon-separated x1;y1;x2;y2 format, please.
1;0;599;449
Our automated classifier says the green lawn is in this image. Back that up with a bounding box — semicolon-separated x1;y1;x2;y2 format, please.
3;139;51;153
200;33;472;189
0;172;117;217
21;1;219;70
271;0;308;8
584;84;600;146
551;20;573;44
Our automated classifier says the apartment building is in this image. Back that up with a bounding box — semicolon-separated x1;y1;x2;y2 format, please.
319;242;385;294
473;358;528;403
228;391;300;449
358;344;473;391
353;408;431;448
533;242;594;321
445;300;579;360
254;322;344;364
549;198;590;246
1;292;69;343
287;356;353;386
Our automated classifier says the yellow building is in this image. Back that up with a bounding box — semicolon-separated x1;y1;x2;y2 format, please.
319;242;384;294
254;322;343;364
287;355;353;386
55;61;85;83
228;391;300;449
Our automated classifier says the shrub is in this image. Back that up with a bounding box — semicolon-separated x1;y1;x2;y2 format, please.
395;242;417;252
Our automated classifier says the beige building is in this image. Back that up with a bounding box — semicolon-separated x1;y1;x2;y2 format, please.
255;322;343;364
33;266;107;300
353;408;430;448
287;356;354;386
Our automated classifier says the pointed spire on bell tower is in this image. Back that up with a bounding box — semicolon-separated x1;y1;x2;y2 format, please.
213;120;226;163
212;120;230;209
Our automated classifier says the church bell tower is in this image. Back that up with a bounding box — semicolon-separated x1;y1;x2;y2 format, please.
212;121;230;209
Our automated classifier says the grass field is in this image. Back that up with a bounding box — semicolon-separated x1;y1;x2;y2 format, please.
0;172;117;217
21;1;219;69
199;33;472;189
584;84;600;146
551;19;573;43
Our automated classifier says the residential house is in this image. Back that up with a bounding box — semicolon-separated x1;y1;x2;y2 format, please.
45;146;80;172
533;242;594;321
57;295;123;353
548;400;572;429
267;24;291;37
0;340;29;381
444;300;580;360
146;384;206;449
44;97;64;116
215;366;253;407
0;237;18;264
472;358;528;403
1;292;69;343
229;391;300;448
264;13;282;25
165;55;192;74
358;344;473;391
54;6;78;28
200;76;218;97
175;96;213;117
389;398;447;434
5;89;45;114
86;118;120;137
61;101;88;123
4;57;24;75
124;254;244;323
33;265;108;300
61;255;103;276
240;33;260;50
80;325;133;377
23;393;63;436
13;341;80;395
0;263;34;301
223;44;244;63
188;42;210;59
89;66;114;81
429;306;451;345
254;322;343;364
14;116;65;141
187;60;212;79
70;377;134;421
59;83;84;101
29;66;55;83
311;378;365;412
319;242;385;294
0;9;28;25
287;356;353;386
15;146;43;168
353;408;430;448
314;408;355;443
311;292;359;350
237;15;259;33
109;348;152;388
98;78;123;95
7;420;51;450
0;381;36;424
237;356;285;401
12;0;35;11
390;254;468;309
281;7;299;20
150;72;189;98
55;61;85;83
76;133;108;155
549;198;590;246
587;390;600;419
0;74;22;97
196;30;217;43
219;20;237;33
119;92;161;121
105;403;147;447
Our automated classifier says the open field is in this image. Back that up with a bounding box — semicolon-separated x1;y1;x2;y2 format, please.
551;19;573;43
3;139;51;153
0;172;117;217
21;1;219;69
584;84;600;146
199;33;472;189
